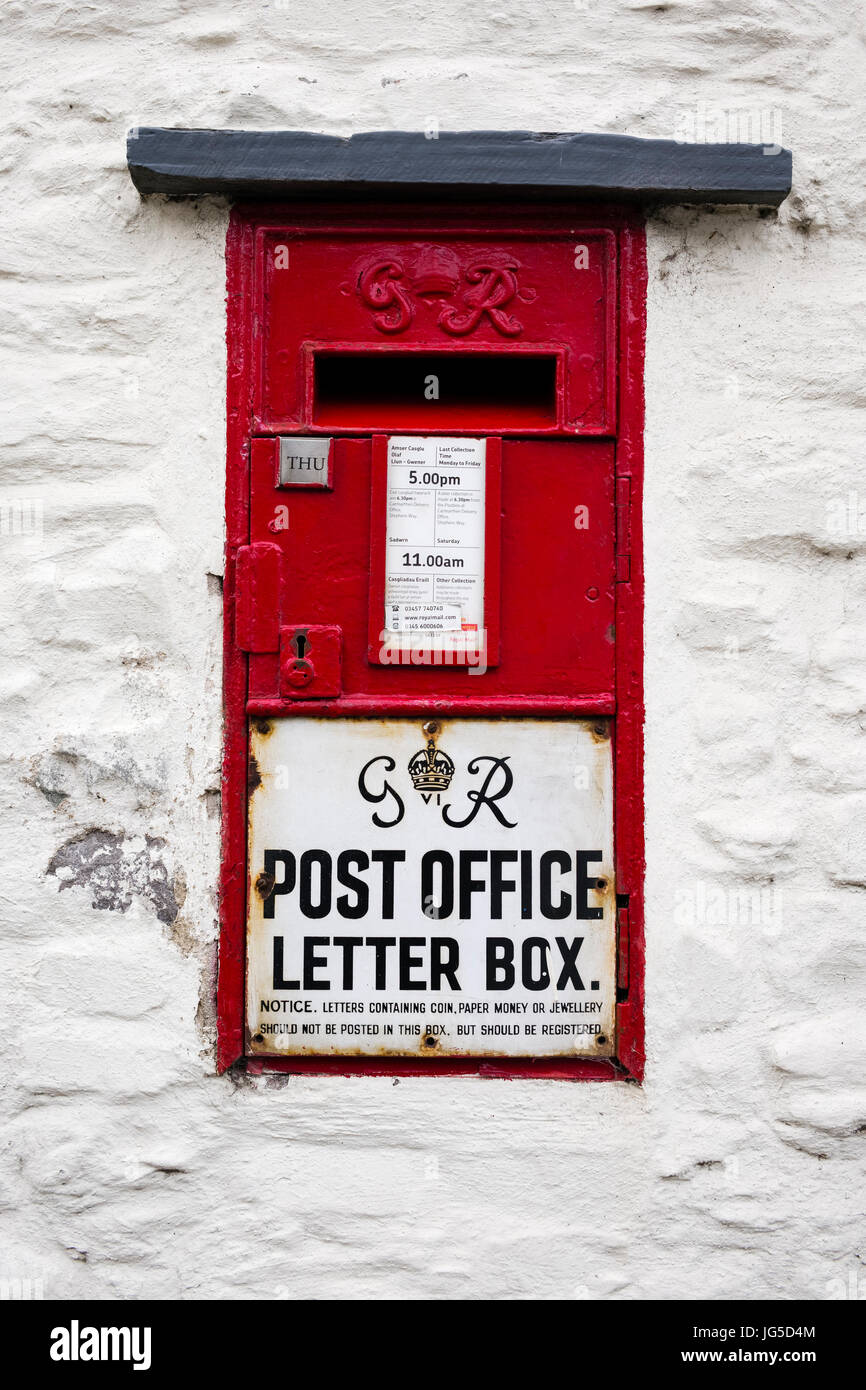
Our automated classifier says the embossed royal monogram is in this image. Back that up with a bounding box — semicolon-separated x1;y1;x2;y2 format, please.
438;265;522;337
357;259;415;333
354;253;527;336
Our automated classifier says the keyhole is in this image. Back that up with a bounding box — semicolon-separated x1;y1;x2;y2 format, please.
292;632;308;659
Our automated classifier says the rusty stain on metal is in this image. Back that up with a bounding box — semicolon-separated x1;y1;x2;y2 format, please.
247;752;262;795
255;871;275;900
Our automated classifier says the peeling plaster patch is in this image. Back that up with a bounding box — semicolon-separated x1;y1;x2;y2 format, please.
46;830;179;924
173;867;188;912
27;745;168;819
168;915;198;957
35;783;69;808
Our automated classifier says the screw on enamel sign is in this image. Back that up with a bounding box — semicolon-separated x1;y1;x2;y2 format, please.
246;717;616;1058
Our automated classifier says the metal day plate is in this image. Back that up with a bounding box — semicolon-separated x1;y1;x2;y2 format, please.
277;436;332;488
246;718;615;1058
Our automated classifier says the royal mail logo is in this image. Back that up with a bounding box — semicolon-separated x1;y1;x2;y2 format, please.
352;252;531;337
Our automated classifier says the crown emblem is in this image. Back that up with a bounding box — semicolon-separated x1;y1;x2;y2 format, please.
411;246;460;298
408;739;455;795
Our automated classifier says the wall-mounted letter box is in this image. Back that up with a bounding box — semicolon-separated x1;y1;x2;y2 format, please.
219;204;645;1081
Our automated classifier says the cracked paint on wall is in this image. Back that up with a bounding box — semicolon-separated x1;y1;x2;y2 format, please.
47;830;179;925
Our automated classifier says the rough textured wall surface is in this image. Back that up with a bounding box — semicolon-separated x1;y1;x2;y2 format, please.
1;0;864;1301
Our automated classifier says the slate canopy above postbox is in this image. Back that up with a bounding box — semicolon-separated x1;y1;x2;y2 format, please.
127;127;791;1080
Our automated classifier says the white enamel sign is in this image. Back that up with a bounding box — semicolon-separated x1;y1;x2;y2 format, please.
246;718;616;1058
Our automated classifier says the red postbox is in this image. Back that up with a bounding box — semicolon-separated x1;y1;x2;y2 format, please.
218;203;645;1080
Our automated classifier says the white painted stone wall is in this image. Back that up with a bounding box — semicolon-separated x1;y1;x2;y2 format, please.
1;0;864;1301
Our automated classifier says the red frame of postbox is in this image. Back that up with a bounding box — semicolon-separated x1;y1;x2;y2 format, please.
218;202;646;1082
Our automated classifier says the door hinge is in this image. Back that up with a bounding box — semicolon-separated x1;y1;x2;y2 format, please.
235;541;282;653
615;475;631;582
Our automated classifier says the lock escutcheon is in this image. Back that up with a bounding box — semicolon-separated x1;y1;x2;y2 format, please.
284;657;315;688
278;624;343;699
